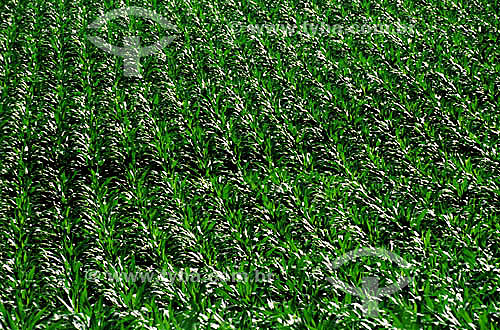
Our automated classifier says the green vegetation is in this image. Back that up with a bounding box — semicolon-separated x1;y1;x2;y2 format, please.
0;0;499;328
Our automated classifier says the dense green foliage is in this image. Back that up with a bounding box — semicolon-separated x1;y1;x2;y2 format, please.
0;0;499;328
